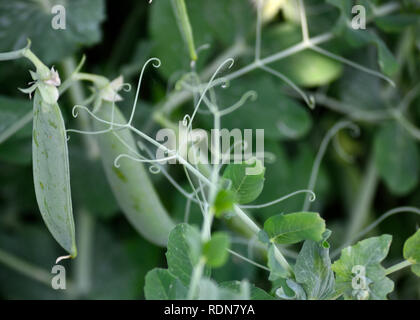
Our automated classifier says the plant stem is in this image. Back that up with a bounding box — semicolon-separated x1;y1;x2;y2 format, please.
273;244;293;276
344;154;378;244
74;209;94;296
155;2;400;118
187;258;205;299
314;93;391;122
0;248;52;286
171;0;197;61
0;111;33;144
385;260;412;275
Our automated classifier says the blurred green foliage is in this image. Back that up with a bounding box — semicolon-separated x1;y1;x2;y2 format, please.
0;0;419;299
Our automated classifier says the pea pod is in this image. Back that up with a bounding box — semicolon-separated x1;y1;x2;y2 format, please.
93;101;175;246
32;91;77;257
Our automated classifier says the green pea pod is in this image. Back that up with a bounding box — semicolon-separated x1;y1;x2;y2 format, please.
94;101;175;246
32;91;77;257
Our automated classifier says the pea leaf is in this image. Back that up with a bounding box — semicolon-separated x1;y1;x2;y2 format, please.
0;0;105;63
220;281;275;300
144;268;187;300
374;122;419;195
403;229;420;277
375;14;419;33
294;239;335;300
326;0;398;76
197;278;251;300
332;235;394;300
264;212;326;245
266;244;289;281
222;158;265;204
203;232;230;268
213;189;235;218
276;279;307;300
166;223;208;286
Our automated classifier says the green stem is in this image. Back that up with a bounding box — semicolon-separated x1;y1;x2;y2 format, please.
187;258;205;299
0;248;52;286
74;209;94;296
273;244;293;277
0;47;26;61
385;260;413;275
155;2;400;118
344;154;378;244
171;0;197;61
0;247;76;296
0;111;33;144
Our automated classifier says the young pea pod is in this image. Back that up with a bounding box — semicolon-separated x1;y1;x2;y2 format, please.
93;101;175;246
32;91;77;257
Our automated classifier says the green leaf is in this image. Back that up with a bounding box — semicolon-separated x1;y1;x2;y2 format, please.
0;96;32;143
197;278;250;300
375;38;398;77
267;244;289;281
32;92;76;257
403;229;420;277
375;14;419;33
220;281;275;300
294;240;335;300
0;0;105;63
213;189;235;218
144;268;187;300
276;279;307;300
332;235;394;300
203;232;230;268
374;122;419;195
223;158;265;204
264;212;326;245
166;223;205;286
326;0;398;76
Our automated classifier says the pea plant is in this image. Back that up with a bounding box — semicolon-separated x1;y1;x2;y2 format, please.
0;0;419;300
